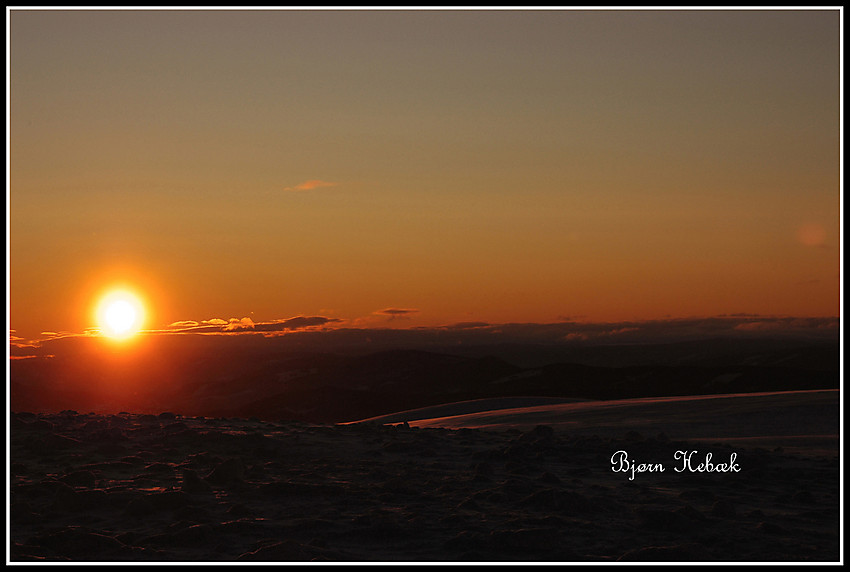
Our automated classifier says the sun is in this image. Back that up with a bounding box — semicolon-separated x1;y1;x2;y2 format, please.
96;290;146;339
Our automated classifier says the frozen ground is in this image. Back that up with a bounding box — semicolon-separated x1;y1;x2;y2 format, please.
9;389;841;563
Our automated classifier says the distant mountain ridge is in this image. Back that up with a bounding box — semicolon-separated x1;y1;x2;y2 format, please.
10;335;839;424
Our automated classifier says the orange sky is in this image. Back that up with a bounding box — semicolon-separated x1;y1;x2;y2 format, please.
8;8;842;342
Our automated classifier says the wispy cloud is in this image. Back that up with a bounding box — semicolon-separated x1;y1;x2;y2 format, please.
225;317;255;331
169;320;200;328
733;316;839;334
162;315;343;335
15;313;840;357
13;315;839;363
256;316;341;331
442;321;491;330
283;179;338;192
796;222;828;247
374;308;420;320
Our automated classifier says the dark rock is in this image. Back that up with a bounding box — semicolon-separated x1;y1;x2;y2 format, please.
456;498;482;511
618;543;713;562
756;521;788;535
95;441;129;457
381;441;411;453
143;462;174;474
76;489;109;510
710;499;737;519
11;501;41;525
538;471;562;485
32;528;125;559
380;476;415;495
30;434;81;453
25;419;56;433
238;540;310;561
520;488;593;514
502;443;532;460
181;469;212;494
206;458;246;485
624;430;644;442
473;462;495;477
444;530;489;552
225;504;253;519
60;470;97;488
164;422;189;432
51;483;85;512
490;527;562;552
519;425;555;444
792;490;815;504
568;467;592;477
636;508;695;532
147;491;191;511
143;524;212;547
10;541;53;561
125;496;155;517
174;505;212;523
678;489;716;504
675;504;707;521
10;462;31;477
349;511;412;541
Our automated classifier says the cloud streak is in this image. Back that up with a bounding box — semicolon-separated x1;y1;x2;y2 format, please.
374;308;420;320
283;180;338;192
163;315;343;335
12;314;838;361
169;320;200;328
796;223;828;247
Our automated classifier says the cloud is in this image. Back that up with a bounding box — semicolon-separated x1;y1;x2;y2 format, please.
733;321;785;332
10;340;41;350
442;321;491;330
225;317;255;331
159;315;343;335
283;180;338;192
599;327;640;337
169;320;200;328
14;315;839;370
733;316;839;334
16;312;840;355
374;308;420;320
254;316;342;332
796;223;828;247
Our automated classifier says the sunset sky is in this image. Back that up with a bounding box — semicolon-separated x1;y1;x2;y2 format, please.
8;8;842;342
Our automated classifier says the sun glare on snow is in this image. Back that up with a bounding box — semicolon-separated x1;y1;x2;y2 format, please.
96;290;146;339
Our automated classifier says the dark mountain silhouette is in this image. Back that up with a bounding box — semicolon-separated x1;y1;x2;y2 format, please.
10;333;839;424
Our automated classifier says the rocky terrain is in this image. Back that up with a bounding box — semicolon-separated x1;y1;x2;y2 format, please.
9;395;841;563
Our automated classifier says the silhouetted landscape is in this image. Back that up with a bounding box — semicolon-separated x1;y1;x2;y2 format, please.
10;328;840;423
9;329;841;562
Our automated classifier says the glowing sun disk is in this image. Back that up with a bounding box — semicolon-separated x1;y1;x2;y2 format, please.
96;290;145;339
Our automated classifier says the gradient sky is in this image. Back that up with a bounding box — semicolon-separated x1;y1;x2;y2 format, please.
8;8;842;341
